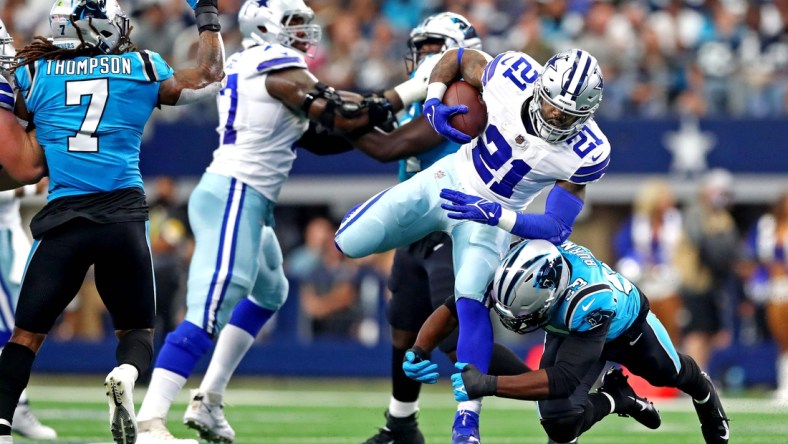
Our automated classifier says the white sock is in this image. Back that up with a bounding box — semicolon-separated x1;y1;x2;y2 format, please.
777;353;788;394
137;369;187;421
199;324;254;395
119;364;139;382
388;397;418;418
458;399;481;414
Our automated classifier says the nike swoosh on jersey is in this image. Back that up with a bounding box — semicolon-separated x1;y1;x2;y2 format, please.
629;332;643;346
433;243;444;251
581;298;596;311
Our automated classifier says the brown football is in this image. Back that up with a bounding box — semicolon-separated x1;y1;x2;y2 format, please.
442;80;488;139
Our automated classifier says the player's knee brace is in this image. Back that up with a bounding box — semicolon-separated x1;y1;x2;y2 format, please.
541;413;584;444
116;329;153;375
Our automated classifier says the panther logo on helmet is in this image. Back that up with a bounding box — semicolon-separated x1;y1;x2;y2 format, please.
491;239;570;334
238;0;322;57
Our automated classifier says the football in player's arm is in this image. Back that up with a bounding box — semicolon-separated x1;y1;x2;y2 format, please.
425;47;603;245
408;239;731;444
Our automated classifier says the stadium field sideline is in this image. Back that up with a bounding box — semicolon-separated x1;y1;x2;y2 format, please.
19;375;788;443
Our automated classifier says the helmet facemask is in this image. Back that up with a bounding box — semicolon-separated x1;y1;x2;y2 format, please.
50;0;131;54
403;12;481;74
528;49;603;144
0;20;15;70
276;10;321;57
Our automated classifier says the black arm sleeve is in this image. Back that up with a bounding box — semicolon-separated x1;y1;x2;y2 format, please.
544;322;610;398
294;122;355;155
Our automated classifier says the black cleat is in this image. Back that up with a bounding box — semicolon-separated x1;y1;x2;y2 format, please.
693;373;730;444
598;367;662;430
362;411;424;444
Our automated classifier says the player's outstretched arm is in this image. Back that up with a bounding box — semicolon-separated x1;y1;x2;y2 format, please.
267;71;394;134
351;115;444;162
0;109;45;186
158;0;225;106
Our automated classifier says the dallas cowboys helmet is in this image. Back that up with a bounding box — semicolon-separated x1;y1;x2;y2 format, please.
0;19;15;70
405;12;481;73
49;0;130;53
238;0;321;56
491;239;569;334
528;49;604;143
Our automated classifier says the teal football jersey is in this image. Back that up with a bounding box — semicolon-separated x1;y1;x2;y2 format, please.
15;51;173;201
545;241;643;340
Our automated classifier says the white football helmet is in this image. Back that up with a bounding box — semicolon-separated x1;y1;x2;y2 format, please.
0;19;15;70
491;239;569;334
49;0;130;53
528;49;604;143
405;12;481;73
238;0;321;56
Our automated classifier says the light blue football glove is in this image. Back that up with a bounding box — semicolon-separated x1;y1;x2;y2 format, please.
440;188;502;226
451;362;498;402
423;98;472;144
402;348;439;384
451;362;471;401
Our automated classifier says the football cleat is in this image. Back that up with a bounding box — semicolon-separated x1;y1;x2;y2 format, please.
12;398;57;439
598;367;661;430
105;366;138;444
362;411;424;444
183;390;235;444
137;418;198;444
693;373;730;444
451;410;480;444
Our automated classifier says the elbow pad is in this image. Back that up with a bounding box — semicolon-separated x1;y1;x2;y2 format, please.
302;83;367;131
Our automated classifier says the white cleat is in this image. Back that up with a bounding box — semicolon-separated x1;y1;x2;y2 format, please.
136;418;198;444
12;401;57;439
105;367;138;444
183;390;235;444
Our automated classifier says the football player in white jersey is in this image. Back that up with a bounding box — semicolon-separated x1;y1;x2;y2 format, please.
135;1;430;443
334;47;609;443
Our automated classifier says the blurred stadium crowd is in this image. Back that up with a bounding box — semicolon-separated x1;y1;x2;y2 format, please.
2;0;787;118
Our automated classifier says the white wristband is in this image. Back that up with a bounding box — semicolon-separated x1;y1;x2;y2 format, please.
497;209;517;232
393;77;427;107
425;82;448;102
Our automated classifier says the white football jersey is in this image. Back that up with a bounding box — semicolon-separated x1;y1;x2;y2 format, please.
206;44;310;203
455;51;611;212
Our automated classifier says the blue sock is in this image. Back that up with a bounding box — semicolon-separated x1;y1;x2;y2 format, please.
456;298;493;374
228;298;275;337
154;321;213;378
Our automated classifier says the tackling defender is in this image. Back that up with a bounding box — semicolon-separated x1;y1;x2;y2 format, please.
0;0;225;442
335;47;609;443
437;239;730;444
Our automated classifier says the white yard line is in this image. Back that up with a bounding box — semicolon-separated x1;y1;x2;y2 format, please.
24;384;788;414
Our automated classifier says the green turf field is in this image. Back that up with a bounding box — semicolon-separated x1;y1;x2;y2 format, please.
17;375;788;443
